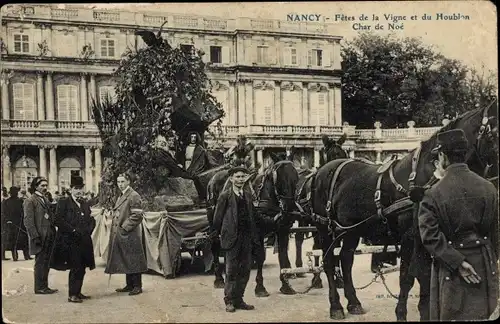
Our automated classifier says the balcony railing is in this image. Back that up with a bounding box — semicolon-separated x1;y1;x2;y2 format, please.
3;119;441;142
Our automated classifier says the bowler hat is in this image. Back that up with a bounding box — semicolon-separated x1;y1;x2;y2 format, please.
431;129;469;155
228;165;250;176
70;176;85;188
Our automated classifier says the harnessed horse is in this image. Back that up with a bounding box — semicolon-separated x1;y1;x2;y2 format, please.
307;104;498;320
206;159;300;296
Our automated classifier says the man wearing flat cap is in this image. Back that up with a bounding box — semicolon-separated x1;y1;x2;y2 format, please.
212;165;257;312
51;176;96;303
23;176;59;294
418;129;498;320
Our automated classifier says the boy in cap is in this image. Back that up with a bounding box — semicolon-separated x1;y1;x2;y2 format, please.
212;165;257;312
418;129;498;320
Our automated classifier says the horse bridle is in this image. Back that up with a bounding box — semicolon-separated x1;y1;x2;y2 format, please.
255;160;295;212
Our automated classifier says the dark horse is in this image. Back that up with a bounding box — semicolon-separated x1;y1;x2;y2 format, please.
294;135;348;289
309;105;498;320
206;157;300;296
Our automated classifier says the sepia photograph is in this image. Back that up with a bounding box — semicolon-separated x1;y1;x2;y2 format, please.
1;1;498;322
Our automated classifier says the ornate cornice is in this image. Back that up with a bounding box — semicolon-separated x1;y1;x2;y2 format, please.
308;82;328;92
281;81;301;91
212;80;229;91
253;80;274;90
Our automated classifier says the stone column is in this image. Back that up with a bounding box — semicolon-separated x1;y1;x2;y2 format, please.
84;146;93;191
245;81;253;125
89;73;97;105
314;148;320;168
1;76;10;120
237;81;246;125
334;85;342;126
302;83;308;125
256;148;264;173
45;72;55;121
80;74;89;121
39;146;47;178
2;145;12;189
94;146;102;193
36;72;46;121
376;149;382;164
228;81;236;125
274;81;281;124
48;145;58;192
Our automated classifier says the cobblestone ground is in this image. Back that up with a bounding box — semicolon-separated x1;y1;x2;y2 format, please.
2;239;421;323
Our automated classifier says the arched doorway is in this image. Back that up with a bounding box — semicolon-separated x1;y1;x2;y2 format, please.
13;157;38;191
59;157;82;192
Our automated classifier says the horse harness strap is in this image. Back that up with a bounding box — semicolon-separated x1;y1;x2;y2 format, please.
326;159;354;214
408;146;422;190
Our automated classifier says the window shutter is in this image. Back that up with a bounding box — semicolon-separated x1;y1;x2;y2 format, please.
68;86;78;121
108;40;115;57
322;48;331;67
318;93;326;125
268;46;276;65
23;84;35;120
308;50;312;66
309;92;318;125
13;84;24;119
221;46;230;64
264;105;272;125
283;47;291;66
57;85;69;121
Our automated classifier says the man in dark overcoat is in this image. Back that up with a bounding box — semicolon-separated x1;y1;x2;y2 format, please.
418;129;499;321
212;165;258;312
23;177;59;294
51;176;96;303
104;173;147;296
2;186;31;261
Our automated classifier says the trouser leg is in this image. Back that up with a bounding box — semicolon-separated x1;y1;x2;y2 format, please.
125;274;133;288
127;273;142;289
224;241;241;305
34;247;51;291
69;268;86;296
235;237;252;305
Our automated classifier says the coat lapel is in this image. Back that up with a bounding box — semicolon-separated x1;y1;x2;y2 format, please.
113;189;131;210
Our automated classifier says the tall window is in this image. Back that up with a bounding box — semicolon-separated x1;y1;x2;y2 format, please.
99;86;116;103
13;157;37;191
100;39;115;58
57;85;79;121
210;46;222;63
59;157;82;190
310;92;328;125
256;46;268;64
308;49;323;67
13;34;30;53
12;83;35;120
254;90;273;125
282;90;301;124
283;47;298;66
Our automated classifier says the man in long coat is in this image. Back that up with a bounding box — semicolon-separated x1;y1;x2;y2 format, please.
51;176;96;303
104;173;147;296
2;186;30;261
212;166;258;312
418;129;499;321
23;177;58;294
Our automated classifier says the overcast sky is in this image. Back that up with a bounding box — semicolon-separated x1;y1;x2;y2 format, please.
77;1;497;73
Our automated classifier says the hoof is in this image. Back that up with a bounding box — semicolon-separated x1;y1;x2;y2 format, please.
330;309;346;320
255;287;270;297
347;304;366;315
214;280;225;289
279;285;297;295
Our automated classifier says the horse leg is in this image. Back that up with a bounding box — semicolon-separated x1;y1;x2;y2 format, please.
320;228;345;319
278;226;296;295
294;220;306;278
340;235;365;315
416;265;431;321
254;237;270;297
212;240;225;289
311;233;323;289
395;239;415;321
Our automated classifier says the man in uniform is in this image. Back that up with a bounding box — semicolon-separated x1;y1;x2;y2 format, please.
418;129;498;321
212;165;257;312
23;177;58;294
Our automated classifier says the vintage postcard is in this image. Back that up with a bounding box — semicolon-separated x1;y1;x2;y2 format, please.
1;1;498;323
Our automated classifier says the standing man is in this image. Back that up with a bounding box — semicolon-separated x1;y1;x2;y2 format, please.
2;186;31;261
212;165;257;312
418;129;499;321
105;173;147;296
51;176;96;303
23;177;58;294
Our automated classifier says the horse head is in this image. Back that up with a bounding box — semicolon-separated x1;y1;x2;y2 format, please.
255;160;299;217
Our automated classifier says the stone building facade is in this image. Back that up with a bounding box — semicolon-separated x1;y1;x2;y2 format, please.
0;5;440;193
